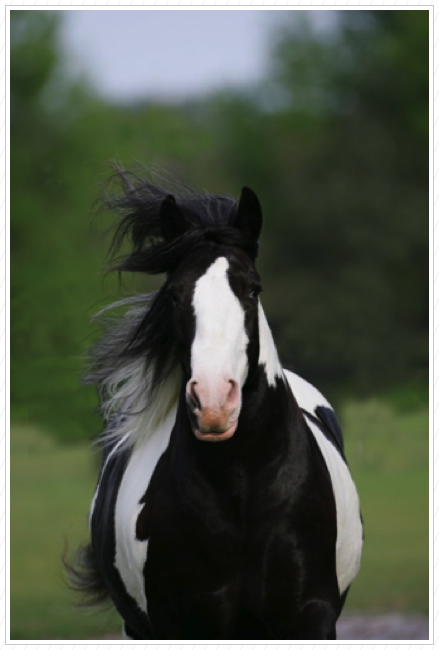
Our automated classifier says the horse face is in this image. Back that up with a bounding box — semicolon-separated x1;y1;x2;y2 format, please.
168;248;261;442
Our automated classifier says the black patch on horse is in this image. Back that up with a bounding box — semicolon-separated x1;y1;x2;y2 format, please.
302;406;347;462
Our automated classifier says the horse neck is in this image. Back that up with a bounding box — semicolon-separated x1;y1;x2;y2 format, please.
170;370;301;509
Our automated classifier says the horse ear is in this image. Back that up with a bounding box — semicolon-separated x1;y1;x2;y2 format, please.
235;186;263;244
160;195;187;242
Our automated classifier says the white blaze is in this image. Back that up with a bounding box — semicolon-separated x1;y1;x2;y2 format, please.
191;257;249;398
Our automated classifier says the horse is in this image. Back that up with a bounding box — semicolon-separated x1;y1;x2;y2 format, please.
72;172;363;640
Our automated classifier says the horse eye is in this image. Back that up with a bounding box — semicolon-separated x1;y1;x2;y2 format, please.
249;288;261;301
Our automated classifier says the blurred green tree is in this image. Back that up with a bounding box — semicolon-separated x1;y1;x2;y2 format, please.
208;10;428;396
10;10;428;441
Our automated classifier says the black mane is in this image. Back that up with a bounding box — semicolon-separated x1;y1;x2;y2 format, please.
105;170;259;276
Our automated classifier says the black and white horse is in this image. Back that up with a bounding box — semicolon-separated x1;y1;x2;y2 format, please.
76;174;363;640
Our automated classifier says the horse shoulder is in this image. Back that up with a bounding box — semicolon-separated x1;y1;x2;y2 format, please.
89;405;176;624
113;405;177;613
283;368;363;595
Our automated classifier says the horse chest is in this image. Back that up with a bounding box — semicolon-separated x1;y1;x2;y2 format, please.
95;436;345;641
117;447;334;609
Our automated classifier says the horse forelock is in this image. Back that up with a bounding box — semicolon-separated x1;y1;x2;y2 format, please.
104;171;258;277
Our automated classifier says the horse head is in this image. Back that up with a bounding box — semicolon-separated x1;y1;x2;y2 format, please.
159;187;263;441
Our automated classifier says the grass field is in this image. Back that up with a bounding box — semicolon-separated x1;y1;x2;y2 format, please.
10;400;429;640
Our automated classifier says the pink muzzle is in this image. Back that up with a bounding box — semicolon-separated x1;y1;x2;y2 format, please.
186;377;240;441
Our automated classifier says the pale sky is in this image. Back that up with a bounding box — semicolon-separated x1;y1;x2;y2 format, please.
60;10;337;102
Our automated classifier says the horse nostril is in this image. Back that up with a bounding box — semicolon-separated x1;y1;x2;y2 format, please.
189;381;202;411
227;379;239;405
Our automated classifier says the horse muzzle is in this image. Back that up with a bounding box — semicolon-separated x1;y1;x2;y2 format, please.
186;377;240;442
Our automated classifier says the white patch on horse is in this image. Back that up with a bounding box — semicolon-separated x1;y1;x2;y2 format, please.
191;257;249;393
283;369;331;414
114;404;177;614
258;303;283;387
303;415;363;594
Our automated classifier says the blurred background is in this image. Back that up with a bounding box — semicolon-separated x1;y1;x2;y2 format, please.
10;8;429;640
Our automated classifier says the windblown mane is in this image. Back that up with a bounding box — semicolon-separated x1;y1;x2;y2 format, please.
87;170;254;450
